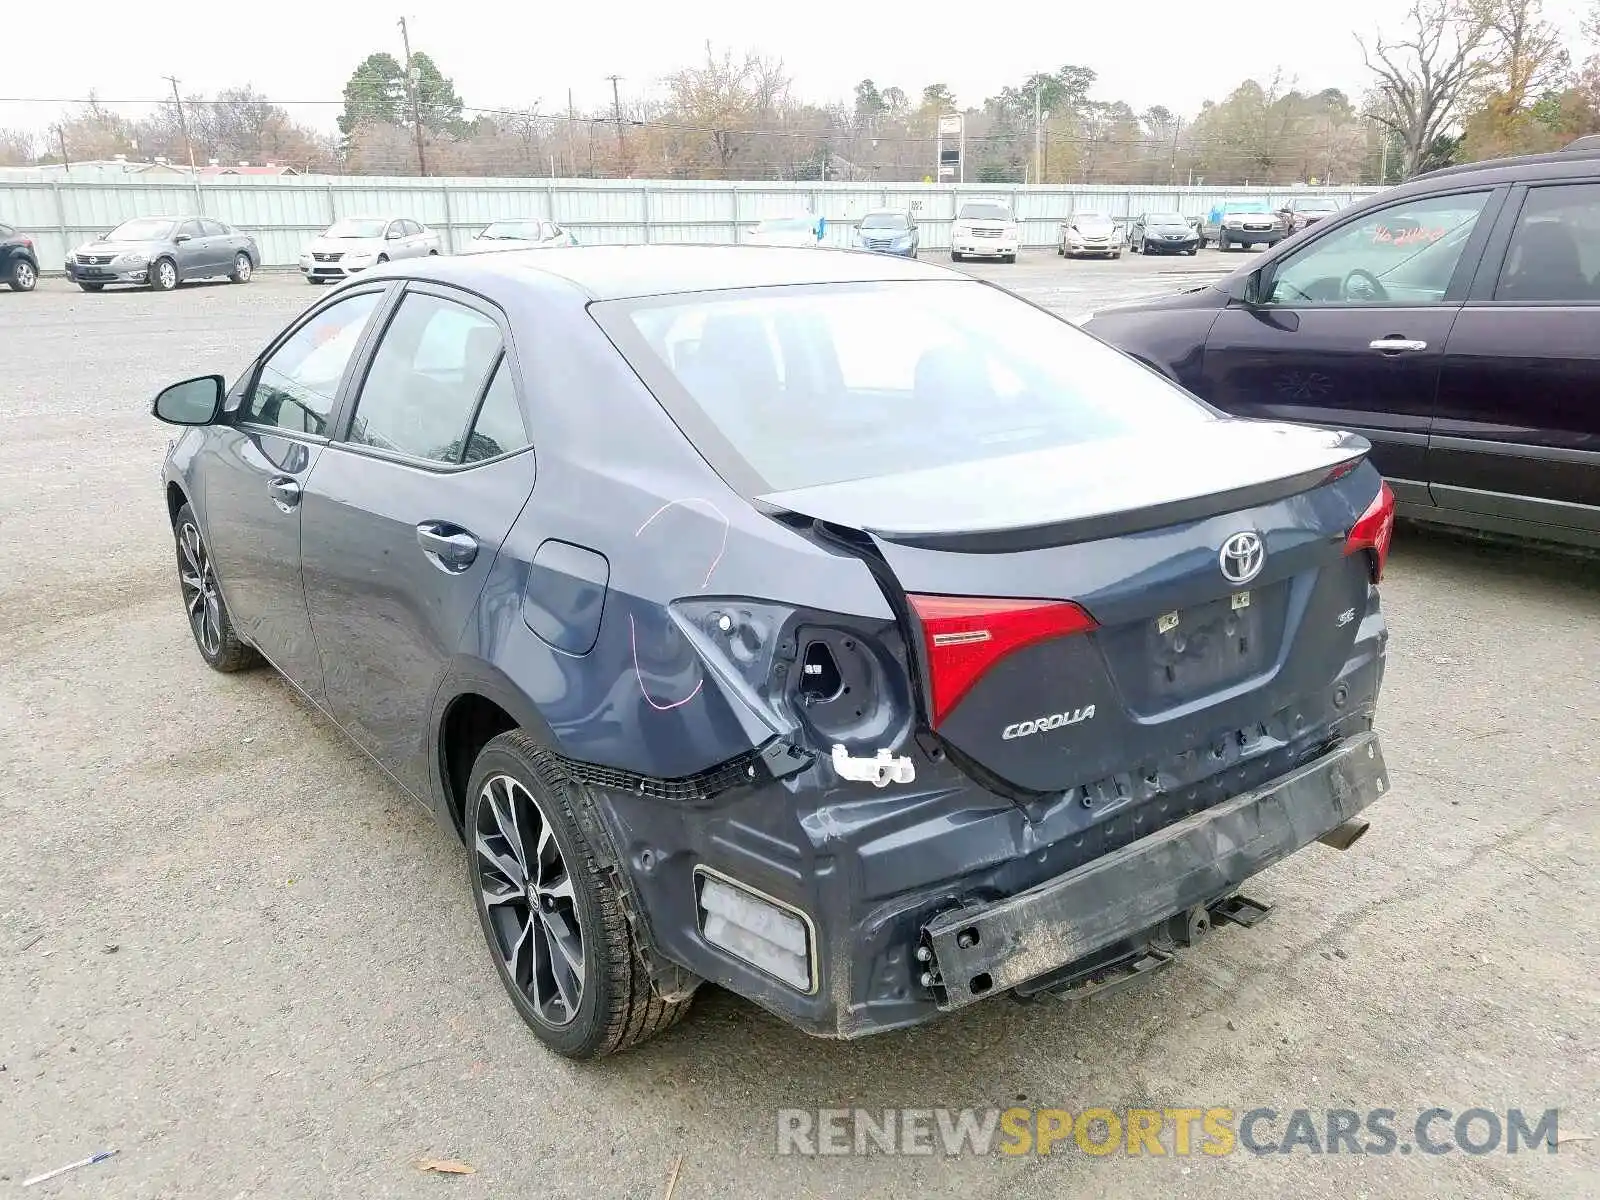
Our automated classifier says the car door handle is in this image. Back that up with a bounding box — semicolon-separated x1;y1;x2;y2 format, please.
1369;337;1428;353
416;523;479;572
267;477;301;512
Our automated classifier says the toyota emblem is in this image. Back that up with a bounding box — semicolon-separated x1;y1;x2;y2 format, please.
1219;531;1265;585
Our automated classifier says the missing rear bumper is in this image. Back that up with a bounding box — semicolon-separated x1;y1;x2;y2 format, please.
919;731;1388;1009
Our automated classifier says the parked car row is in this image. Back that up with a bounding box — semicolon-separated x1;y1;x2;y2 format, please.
0;211;583;295
5;194;1356;294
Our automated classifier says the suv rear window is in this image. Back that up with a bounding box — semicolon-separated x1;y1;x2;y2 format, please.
607;281;1213;493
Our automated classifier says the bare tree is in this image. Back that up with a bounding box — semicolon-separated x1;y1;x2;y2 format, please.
1358;0;1494;177
0;127;35;166
665;43;790;173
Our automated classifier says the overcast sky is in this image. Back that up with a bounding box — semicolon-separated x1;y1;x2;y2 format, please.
2;0;1593;135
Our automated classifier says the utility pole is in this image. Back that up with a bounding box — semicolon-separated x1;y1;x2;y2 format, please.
398;17;427;176
1169;117;1183;185
1034;82;1043;186
567;88;575;178
163;75;202;210
162;75;197;175
606;74;626;166
55;125;70;173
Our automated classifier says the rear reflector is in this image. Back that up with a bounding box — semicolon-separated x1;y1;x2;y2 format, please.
1344;480;1396;582
695;870;814;993
908;594;1098;727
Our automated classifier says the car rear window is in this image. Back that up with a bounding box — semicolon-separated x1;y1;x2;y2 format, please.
607;281;1214;493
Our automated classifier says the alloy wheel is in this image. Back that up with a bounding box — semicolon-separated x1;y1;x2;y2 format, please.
234;254;252;282
474;774;585;1027
157;260;177;289
177;521;222;657
14;261;36;290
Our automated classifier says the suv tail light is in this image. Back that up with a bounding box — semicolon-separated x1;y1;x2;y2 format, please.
1344;480;1396;583
908;595;1098;727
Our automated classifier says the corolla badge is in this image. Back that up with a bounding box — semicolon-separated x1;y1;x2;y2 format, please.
1219;531;1265;585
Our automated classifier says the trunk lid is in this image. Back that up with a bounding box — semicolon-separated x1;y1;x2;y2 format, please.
762;421;1380;794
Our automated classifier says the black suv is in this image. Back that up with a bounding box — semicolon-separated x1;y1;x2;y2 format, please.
1084;140;1600;551
1;222;39;291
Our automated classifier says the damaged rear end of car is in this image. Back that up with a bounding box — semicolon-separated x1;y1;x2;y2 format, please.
583;276;1394;1038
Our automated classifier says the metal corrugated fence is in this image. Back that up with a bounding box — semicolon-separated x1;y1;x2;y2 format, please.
0;174;1385;268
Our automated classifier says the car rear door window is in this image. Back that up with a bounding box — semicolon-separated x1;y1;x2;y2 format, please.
240;291;382;435
1265;192;1490;306
200;219;228;237
347;293;503;464
462;358;530;463
1493;183;1600;302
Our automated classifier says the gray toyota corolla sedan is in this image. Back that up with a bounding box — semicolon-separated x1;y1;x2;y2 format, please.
152;247;1395;1059
68;215;258;292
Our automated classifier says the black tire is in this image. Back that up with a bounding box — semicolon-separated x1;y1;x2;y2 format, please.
376;253;389;264
466;730;693;1059
172;503;260;672
8;258;38;291
149;257;178;291
229;252;253;284
1186;246;1198;256
428;249;439;256
1004;253;1017;263
1218;234;1231;252
306;276;326;285
77;282;104;292
950;250;962;262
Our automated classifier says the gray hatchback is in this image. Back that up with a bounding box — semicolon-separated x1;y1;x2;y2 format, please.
67;215;258;292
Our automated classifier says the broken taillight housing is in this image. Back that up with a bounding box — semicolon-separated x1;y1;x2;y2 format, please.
907;595;1099;727
670;599;913;750
1343;480;1396;583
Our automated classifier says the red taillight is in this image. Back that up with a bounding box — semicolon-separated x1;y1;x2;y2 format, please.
907;595;1098;727
1344;480;1396;582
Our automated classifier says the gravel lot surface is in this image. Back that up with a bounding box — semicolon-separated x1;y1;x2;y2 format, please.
1;256;1595;1199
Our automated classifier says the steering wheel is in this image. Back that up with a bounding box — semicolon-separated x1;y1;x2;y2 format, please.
1341;268;1389;304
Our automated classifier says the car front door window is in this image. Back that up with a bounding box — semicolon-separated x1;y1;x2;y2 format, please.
239;292;383;436
1264;192;1490;306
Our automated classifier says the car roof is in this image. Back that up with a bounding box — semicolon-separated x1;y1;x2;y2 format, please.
1412;146;1600;185
395;244;959;301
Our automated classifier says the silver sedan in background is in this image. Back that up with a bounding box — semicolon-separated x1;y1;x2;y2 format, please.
299;216;441;284
66;216;258;292
457;219;579;255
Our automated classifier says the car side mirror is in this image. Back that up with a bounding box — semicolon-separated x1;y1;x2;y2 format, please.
387;229;403;240
152;375;224;426
173;233;191;243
